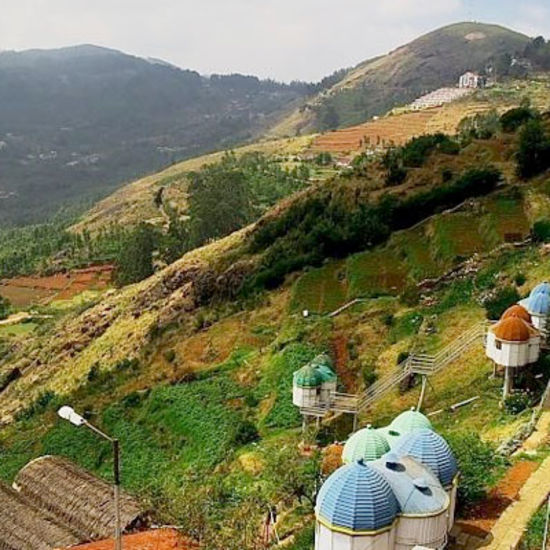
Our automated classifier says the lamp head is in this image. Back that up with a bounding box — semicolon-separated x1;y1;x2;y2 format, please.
58;405;85;426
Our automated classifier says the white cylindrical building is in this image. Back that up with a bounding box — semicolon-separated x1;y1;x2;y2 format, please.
486;316;540;398
293;364;323;408
315;461;399;550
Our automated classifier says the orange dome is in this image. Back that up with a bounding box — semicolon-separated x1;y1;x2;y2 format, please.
491;317;536;342
501;304;531;323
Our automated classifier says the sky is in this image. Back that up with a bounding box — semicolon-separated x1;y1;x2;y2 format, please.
1;0;549;82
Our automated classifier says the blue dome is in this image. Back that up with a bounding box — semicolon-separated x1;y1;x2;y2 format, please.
530;282;550;298
393;429;458;487
528;292;550;315
316;461;399;533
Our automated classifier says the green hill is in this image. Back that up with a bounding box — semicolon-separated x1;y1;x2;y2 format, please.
271;22;531;136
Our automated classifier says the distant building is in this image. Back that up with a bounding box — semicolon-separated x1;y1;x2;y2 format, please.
458;71;486;89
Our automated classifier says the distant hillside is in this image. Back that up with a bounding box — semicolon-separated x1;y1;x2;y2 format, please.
270;22;530;137
0;45;308;224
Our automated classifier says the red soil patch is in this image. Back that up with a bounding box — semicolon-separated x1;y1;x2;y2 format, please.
68;529;197;550
456;460;539;537
0;265;114;306
331;334;356;392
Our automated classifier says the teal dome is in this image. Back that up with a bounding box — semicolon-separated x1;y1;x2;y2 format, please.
311;354;337;383
293;364;323;388
316;461;399;533
391;408;432;434
343;426;390;463
376;426;403;448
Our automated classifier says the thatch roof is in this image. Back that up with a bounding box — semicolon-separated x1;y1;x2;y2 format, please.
13;455;146;542
0;481;80;550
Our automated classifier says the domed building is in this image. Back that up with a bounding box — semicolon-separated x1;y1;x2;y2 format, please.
315;413;459;549
518;282;550;331
391;408;432;434
485;315;540;398
342;425;390;464
315;460;399;550
292;355;338;410
377;426;403;449
292;364;324;409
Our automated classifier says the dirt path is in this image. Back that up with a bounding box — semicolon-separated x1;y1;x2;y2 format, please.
481;456;550;549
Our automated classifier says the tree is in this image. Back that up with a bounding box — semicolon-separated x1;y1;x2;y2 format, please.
115;223;156;286
188;157;252;247
516;119;550;179
0;296;10;320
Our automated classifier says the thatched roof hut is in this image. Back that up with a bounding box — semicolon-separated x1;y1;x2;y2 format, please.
13;455;147;542
0;481;80;550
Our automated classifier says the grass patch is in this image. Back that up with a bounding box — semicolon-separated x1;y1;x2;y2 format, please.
291;262;347;314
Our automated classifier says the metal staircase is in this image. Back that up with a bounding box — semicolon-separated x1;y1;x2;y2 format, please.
301;322;487;418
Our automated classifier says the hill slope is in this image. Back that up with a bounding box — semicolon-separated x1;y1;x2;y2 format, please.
270;22;530;136
1;119;550;547
0;45;308;224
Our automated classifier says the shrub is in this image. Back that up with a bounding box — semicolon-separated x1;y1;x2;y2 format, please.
362;363;378;387
233;419;260;446
532;219;550;242
500;107;537;133
483;286;520;320
441;168;454;183
15;390;60;421
446;432;505;512
516;119;550;179
504;391;531;415
514;273;527;286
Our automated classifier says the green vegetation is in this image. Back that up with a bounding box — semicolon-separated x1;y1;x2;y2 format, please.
516;118;550;179
249;165;501;292
187;152;310;249
483;286;521;319
114;223;156;286
520;503;548;549
445;432;506;513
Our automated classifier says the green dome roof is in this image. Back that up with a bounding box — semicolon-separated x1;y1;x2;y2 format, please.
342;425;391;463
294;364;324;388
311;354;337;382
391;408;432;434
376;426;402;448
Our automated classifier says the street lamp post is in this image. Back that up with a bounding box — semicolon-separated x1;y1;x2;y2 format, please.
58;406;122;550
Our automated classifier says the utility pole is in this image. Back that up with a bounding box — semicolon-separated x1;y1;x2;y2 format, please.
58;406;122;550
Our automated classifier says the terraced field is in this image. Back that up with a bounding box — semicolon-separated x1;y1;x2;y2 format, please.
0;265;113;307
291;191;532;313
310;109;441;153
290;262;348;313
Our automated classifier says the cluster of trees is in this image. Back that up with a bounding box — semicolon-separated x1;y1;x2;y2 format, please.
248;166;501;290
113;152;311;286
516;117;550;179
383;133;460;185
